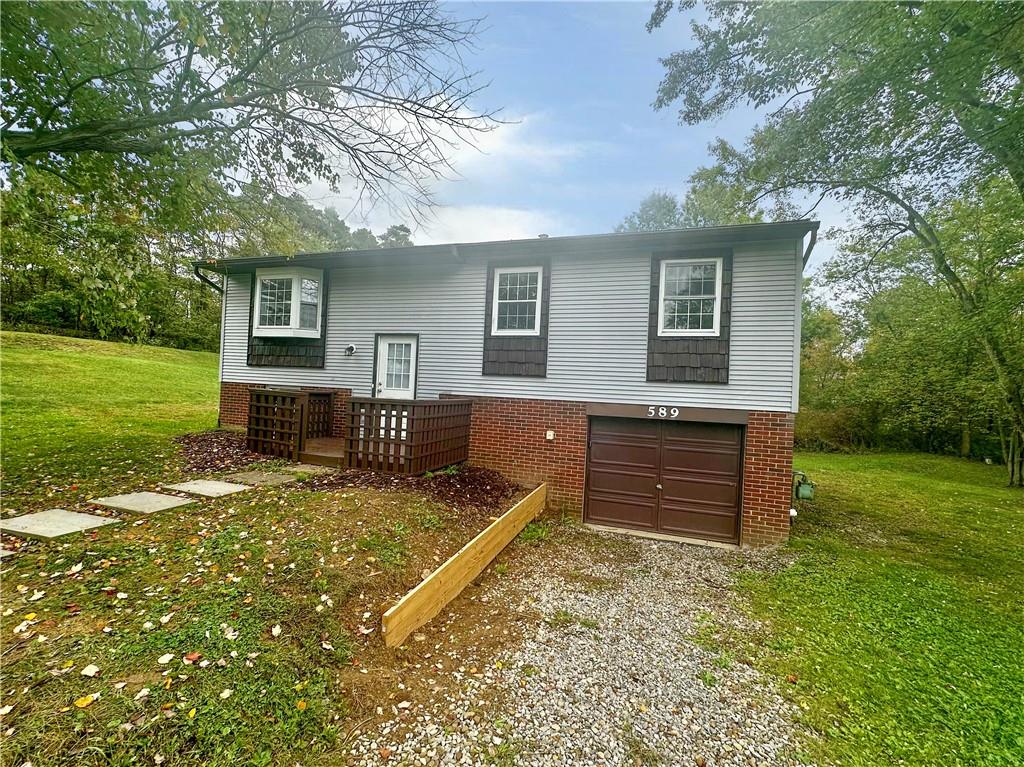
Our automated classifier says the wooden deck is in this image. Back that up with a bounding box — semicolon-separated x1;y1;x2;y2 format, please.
245;389;472;474
298;437;346;468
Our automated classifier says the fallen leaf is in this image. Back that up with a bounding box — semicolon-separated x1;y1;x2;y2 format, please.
29;590;45;602
68;562;84;575
219;689;233;699
187;707;197;720
271;624;282;637
379;747;393;760
74;692;99;708
157;653;174;665
134;688;150;701
0;704;13;716
183;651;202;664
80;664;100;677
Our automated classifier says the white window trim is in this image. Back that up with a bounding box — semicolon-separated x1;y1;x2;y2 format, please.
657;257;723;337
252;267;324;338
490;265;543;337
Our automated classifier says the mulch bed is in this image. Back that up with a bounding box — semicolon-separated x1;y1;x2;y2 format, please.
174;430;270;473
298;465;522;515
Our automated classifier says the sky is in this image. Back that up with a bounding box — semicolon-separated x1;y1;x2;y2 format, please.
305;1;840;271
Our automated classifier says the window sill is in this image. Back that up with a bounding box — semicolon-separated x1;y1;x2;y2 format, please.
252;327;321;339
489;329;542;337
657;330;721;338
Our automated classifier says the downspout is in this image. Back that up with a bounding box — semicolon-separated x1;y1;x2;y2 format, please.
801;225;819;268
194;264;224;293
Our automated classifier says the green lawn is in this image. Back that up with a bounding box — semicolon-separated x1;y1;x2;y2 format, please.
1;331;220;507
742;453;1024;767
0;331;504;767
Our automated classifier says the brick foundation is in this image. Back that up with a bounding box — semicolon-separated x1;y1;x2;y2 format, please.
218;381;352;438
453;394;794;548
450;395;588;511
740;411;795;547
223;384;794;548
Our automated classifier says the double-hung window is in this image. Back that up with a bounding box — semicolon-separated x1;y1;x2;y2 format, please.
658;258;723;336
491;266;543;336
252;267;323;338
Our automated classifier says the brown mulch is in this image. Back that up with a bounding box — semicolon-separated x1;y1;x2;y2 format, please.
297;465;522;514
174;430;270;473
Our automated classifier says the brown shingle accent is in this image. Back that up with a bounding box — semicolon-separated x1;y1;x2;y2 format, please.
481;258;549;377
646;249;732;383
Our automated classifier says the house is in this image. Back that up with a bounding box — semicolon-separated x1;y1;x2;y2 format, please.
197;220;818;548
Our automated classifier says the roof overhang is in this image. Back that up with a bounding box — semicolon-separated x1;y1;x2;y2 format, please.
194;220;820;274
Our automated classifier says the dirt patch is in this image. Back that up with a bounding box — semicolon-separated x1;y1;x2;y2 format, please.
174;430;270;473
298;465;522;515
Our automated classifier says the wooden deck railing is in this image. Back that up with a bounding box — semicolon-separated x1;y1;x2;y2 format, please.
246;389;333;460
346;397;472;474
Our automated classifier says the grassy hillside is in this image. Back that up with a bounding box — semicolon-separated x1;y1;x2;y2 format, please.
743;453;1024;766
1;331;219;507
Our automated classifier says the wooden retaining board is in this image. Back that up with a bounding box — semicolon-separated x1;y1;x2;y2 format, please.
382;483;547;647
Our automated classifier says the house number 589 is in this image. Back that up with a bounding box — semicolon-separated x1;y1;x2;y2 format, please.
647;406;680;418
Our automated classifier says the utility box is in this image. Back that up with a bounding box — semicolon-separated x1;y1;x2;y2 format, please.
793;471;816;501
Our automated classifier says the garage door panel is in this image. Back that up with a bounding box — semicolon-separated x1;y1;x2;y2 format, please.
658;504;739;540
660;475;739;508
661;445;740;477
588;465;658;498
589;440;660;469
586;495;658;529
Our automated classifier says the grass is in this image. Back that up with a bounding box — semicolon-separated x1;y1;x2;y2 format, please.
742;452;1024;767
1;331;219;507
0;332;503;766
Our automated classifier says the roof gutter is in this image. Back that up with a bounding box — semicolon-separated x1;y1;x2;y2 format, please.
193;263;224;294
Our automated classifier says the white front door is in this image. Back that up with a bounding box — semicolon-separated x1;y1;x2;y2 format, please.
375;335;417;399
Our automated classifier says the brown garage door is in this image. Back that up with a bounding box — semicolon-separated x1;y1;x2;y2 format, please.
584;417;743;543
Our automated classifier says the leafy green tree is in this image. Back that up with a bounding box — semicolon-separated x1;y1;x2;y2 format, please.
1;1;490;210
0;167;415;349
648;1;1024;483
616;191;683;232
617;160;778;232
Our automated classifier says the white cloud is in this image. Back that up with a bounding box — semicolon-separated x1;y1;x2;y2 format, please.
299;111;593;244
448;113;602;178
409;204;571;244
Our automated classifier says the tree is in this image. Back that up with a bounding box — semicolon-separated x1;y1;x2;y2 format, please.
648;1;1024;483
649;2;1024;199
617;160;775;232
0;167;415;349
616;191;682;232
824;177;1024;481
1;1;491;211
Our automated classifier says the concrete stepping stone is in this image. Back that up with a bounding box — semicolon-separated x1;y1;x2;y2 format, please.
91;492;193;515
281;463;337;476
223;470;297;487
0;509;120;541
163;479;252;498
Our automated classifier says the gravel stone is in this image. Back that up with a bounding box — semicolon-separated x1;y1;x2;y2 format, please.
348;532;809;766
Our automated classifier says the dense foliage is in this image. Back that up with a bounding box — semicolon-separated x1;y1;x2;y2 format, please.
647;1;1024;483
0;1;462;350
0;168;414;349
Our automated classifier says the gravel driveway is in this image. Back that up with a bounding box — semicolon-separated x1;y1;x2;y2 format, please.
347;528;807;767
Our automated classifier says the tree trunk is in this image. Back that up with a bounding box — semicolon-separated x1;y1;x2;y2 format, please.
960;422;971;458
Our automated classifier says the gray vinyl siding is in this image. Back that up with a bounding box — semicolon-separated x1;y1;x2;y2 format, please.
219;238;802;412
